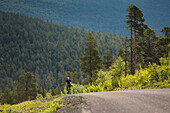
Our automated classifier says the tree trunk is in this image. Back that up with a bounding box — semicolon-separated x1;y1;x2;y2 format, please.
90;72;92;85
89;46;92;85
148;32;152;63
130;27;133;75
133;26;136;75
125;37;128;77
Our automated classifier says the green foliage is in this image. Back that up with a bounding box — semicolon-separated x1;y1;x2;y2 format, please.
0;11;124;90
0;0;168;36
0;88;2;102
70;83;103;94
36;94;43;100
42;80;46;98
109;57;125;77
161;27;170;38
95;70;112;90
80;32;102;84
51;87;55;96
63;86;67;95
1;86;13;105
75;54;170;93
46;92;52;98
117;48;125;59
55;83;61;95
137;27;159;68
103;50;114;69
1;55;168;110
118;54;170;90
0;98;63;113
15;72;38;103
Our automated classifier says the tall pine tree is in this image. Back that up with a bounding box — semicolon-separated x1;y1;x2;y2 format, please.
80;32;102;84
125;4;145;74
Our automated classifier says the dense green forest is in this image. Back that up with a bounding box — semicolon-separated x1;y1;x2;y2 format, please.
0;10;124;91
0;0;169;35
0;3;170;107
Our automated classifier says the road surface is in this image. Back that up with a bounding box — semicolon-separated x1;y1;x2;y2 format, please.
75;89;170;113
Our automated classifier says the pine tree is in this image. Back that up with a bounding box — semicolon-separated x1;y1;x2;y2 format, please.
72;70;78;84
161;27;170;59
117;48;125;59
161;27;170;38
125;5;134;75
156;36;170;61
124;37;129;76
55;82;61;95
16;72;38;102
103;50;114;69
136;27;158;68
80;32;102;84
42;80;46;98
125;4;145;74
1;86;13;104
144;27;158;64
51;87;55;96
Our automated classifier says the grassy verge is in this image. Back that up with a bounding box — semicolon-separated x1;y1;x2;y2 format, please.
0;95;84;113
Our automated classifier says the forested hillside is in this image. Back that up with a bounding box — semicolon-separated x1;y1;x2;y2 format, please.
0;0;169;35
0;11;124;90
0;3;169;107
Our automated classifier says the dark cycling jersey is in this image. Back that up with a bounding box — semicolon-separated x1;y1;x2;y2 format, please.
66;79;72;86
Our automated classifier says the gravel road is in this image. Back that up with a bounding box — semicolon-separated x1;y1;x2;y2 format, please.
75;89;170;113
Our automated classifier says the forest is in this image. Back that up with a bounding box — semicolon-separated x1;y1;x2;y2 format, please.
0;3;170;109
0;0;169;35
0;10;124;91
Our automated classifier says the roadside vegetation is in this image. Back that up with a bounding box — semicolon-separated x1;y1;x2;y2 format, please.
0;3;170;113
70;52;170;94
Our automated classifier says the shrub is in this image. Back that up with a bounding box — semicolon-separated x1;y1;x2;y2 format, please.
36;94;43;99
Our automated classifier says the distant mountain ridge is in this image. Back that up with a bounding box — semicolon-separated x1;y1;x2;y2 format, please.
0;0;169;36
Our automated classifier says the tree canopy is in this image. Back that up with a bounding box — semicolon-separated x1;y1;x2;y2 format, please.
80;33;102;84
0;10;124;90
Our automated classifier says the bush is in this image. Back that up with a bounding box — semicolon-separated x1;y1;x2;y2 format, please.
36;94;43;99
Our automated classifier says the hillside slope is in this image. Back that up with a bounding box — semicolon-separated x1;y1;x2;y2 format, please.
0;11;124;90
0;0;169;35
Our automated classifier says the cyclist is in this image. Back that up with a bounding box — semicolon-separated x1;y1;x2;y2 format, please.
66;77;72;94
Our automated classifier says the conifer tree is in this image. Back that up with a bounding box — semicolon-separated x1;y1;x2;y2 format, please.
51;87;55;96
1;86;13;104
161;27;170;58
103;50;114;69
161;27;170;38
16;72;38;102
136;27;158;68
125;4;145;74
117;48;125;59
125;5;134;75
55;82;61;95
144;27;158;64
72;70;78;84
124;36;129;76
80;32;102;84
42;80;46;98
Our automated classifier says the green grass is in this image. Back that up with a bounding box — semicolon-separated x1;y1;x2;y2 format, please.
0;95;84;113
0;97;63;113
